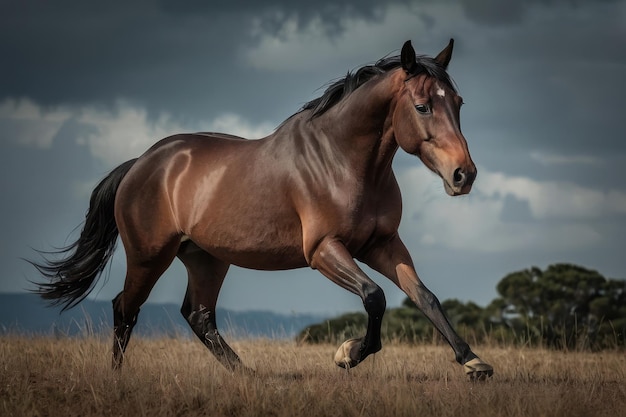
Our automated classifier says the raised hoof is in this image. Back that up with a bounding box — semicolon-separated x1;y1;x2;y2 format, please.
463;358;494;381
334;338;362;369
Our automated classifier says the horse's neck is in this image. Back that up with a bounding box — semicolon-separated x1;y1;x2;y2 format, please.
317;70;403;180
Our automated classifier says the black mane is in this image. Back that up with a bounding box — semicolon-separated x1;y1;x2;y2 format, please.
301;54;456;119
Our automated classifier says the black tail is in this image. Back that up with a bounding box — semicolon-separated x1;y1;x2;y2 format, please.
29;158;138;311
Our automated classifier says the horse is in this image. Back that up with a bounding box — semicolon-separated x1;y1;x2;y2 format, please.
31;39;493;380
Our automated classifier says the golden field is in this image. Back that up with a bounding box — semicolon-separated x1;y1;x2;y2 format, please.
1;335;624;417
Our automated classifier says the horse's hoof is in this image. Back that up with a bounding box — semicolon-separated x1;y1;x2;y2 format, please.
334;338;362;369
463;357;493;381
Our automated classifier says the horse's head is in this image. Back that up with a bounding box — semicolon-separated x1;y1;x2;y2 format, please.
393;39;476;196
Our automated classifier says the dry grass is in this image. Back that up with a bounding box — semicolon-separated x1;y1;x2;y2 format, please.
1;335;625;417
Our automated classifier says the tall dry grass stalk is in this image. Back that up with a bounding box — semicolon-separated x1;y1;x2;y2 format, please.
1;335;624;417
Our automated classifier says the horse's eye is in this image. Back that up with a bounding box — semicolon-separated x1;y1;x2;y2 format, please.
415;104;431;114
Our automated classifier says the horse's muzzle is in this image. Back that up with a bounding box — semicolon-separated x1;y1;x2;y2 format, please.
444;166;476;196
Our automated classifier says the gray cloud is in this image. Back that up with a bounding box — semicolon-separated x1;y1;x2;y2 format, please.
1;1;236;114
459;0;620;25
156;0;396;30
0;0;410;121
460;0;526;24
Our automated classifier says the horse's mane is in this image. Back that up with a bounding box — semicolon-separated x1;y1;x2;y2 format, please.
300;54;457;119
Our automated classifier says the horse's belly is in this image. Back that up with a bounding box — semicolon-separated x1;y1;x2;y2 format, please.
207;246;308;271
187;214;308;271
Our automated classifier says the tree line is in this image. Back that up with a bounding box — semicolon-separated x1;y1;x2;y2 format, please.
298;263;626;350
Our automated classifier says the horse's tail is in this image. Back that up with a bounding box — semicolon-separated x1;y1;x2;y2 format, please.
29;158;138;311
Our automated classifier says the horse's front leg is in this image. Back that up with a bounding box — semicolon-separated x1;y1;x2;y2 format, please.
309;238;386;369
360;234;493;380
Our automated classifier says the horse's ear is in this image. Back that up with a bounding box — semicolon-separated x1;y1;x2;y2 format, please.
401;40;418;74
434;38;454;69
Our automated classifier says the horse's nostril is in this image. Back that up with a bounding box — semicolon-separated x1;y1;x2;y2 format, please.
453;168;466;186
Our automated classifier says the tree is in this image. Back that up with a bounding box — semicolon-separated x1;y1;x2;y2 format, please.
297;263;625;350
495;264;625;349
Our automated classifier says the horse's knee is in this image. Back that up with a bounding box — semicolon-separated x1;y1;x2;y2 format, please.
363;283;386;318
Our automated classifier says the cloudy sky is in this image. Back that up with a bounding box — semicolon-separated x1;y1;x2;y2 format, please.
1;0;625;316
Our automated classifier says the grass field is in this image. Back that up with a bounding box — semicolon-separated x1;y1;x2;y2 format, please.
1;335;624;417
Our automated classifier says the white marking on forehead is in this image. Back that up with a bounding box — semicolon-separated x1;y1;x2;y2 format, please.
436;83;445;98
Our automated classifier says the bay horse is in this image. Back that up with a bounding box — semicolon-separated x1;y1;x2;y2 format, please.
31;39;493;380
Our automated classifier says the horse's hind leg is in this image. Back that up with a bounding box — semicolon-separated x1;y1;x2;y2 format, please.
177;243;246;372
112;239;180;370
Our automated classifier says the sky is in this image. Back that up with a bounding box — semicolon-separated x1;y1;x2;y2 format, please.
1;0;625;316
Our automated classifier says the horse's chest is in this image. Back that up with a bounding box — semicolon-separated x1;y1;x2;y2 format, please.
335;197;398;250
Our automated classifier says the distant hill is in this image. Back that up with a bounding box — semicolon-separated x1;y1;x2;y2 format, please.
0;293;327;339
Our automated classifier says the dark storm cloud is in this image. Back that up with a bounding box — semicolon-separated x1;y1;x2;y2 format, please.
459;0;620;25
0;0;409;119
157;0;396;32
460;0;526;24
1;1;238;110
2;0;620;107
